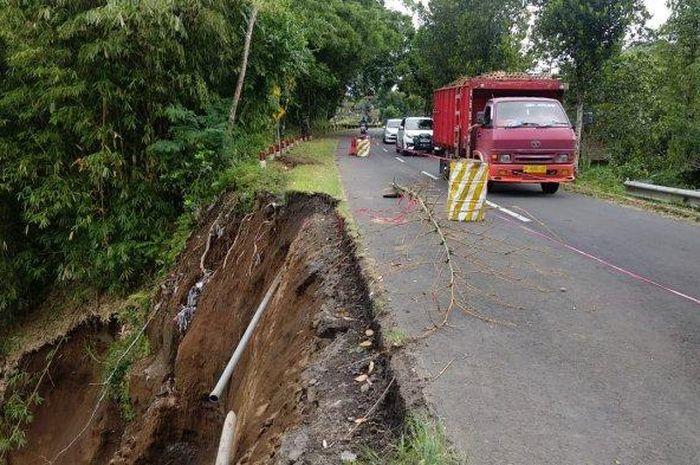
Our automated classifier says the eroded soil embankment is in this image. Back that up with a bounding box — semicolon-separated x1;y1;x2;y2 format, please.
5;320;124;465
5;193;402;465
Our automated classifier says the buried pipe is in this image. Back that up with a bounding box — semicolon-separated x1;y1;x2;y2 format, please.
209;273;282;402
214;411;238;465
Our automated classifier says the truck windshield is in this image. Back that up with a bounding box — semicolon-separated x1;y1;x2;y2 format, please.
495;101;570;128
405;118;433;130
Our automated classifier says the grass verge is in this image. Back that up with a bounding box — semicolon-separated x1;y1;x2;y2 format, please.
570;164;626;196
568;164;699;222
362;416;463;465
278;138;354;224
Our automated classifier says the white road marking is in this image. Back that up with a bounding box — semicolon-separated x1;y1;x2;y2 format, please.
485;200;532;223
421;171;439;181
395;157;406;163
382;148;388;152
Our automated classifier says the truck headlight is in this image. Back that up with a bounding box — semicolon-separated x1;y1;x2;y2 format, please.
556;153;570;163
498;153;512;163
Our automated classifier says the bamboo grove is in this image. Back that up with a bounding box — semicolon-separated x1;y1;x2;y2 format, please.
0;0;408;326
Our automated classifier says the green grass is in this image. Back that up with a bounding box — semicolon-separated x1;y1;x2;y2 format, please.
363;415;463;465
570;164;626;196
282;138;353;221
570;164;699;221
385;328;409;347
286;139;343;196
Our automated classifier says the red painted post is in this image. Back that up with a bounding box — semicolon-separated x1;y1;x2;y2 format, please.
349;137;358;156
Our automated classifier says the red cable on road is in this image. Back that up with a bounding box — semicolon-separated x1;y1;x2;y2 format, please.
496;213;700;307
354;195;417;225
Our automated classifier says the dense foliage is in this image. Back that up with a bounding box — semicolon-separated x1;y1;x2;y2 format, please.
551;0;700;186
533;0;648;154
400;0;532;103
289;0;411;127
0;0;409;327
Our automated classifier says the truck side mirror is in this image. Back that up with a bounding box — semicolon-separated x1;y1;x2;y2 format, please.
476;111;486;125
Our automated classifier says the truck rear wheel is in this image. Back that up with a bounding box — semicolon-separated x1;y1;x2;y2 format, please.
541;182;560;194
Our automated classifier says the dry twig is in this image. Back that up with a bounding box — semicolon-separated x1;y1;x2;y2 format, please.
343;376;396;441
432;357;456;382
393;183;458;327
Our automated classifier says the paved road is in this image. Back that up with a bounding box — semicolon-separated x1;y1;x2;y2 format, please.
337;131;700;465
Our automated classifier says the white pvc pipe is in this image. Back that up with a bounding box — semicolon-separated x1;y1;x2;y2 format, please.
215;411;238;465
209;273;282;402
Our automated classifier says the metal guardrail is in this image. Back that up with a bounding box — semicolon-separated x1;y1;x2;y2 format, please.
624;180;700;209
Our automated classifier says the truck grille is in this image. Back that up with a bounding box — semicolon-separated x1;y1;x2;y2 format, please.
514;154;555;164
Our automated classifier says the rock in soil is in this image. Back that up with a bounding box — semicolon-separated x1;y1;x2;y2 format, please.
340;450;358;462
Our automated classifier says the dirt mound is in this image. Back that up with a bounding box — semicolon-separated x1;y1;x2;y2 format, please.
4;193;402;465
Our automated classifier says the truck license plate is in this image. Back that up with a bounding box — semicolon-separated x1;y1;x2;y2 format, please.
523;165;547;175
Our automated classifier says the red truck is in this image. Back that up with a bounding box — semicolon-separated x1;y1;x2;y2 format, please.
433;72;576;194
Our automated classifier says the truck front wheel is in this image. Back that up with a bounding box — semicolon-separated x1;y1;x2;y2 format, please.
440;159;450;179
541;182;560;194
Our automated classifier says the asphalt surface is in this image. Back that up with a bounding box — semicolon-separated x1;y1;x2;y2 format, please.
337;130;700;465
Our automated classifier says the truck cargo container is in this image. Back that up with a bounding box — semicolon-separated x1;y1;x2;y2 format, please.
432;72;576;194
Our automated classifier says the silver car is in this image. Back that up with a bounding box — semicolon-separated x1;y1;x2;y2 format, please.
396;117;433;154
382;119;402;144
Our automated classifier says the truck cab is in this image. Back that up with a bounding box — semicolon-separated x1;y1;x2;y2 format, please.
432;73;576;194
475;97;576;193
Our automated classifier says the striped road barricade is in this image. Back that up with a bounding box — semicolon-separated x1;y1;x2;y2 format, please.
356;137;371;157
447;160;488;222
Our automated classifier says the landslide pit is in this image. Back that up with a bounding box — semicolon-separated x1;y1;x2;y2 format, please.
3;193;402;465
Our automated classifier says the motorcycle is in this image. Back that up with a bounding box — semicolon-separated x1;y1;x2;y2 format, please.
359;122;368;136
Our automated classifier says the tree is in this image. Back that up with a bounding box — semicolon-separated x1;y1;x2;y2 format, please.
404;0;532;103
662;0;700;183
587;44;669;176
534;0;649;159
287;0;411;127
229;3;260;128
378;90;426;120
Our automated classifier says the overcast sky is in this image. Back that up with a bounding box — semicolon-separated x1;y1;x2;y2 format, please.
386;0;671;29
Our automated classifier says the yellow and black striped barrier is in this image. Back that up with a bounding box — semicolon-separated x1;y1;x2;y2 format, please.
447;160;488;221
356;138;371;157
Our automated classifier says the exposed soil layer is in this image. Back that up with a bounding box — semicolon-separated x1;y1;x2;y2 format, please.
7;319;123;465
5;193;402;465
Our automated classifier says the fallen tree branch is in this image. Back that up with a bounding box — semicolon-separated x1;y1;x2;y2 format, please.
393;182;457;327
